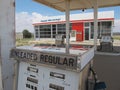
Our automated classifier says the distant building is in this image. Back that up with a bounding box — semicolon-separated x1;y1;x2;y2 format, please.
16;32;23;40
33;11;114;41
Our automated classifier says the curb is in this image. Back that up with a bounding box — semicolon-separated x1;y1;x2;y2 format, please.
95;51;120;56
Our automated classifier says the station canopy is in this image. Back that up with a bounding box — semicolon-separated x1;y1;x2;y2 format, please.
34;0;120;11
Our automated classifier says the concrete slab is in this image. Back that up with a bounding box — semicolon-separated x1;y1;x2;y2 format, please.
93;54;120;90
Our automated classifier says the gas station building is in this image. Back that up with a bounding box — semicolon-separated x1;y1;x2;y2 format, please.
33;11;114;41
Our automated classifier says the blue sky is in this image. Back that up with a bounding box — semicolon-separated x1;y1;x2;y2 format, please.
16;0;120;32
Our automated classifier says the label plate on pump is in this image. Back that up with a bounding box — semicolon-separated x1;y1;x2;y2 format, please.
10;48;78;70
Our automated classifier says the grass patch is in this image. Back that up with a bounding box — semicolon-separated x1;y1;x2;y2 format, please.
113;36;120;40
16;38;34;46
16;38;55;46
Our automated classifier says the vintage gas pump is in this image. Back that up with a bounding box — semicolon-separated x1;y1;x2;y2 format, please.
10;41;95;90
55;34;65;46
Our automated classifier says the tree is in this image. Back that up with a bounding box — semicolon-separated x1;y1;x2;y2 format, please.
22;29;32;38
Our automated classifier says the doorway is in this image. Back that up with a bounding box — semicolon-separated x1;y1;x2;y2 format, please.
85;28;90;40
84;22;90;40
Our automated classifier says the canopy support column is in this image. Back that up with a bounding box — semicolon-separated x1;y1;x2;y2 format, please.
93;0;98;51
65;0;70;54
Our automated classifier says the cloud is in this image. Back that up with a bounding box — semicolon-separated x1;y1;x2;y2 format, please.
113;19;120;32
16;12;44;33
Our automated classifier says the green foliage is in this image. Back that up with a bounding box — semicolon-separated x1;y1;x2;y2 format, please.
22;29;32;38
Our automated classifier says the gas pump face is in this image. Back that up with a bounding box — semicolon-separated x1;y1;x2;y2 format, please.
10;41;95;90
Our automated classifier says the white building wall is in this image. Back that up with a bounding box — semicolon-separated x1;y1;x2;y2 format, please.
35;11;114;23
70;11;114;21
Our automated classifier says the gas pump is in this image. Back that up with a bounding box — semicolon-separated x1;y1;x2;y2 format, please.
10;40;96;90
55;34;65;47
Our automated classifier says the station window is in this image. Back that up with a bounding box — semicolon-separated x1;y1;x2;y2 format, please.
90;21;112;39
57;23;72;38
101;21;112;36
39;25;51;38
35;29;39;38
36;23;72;39
57;24;66;33
52;24;56;38
85;22;90;27
34;26;39;29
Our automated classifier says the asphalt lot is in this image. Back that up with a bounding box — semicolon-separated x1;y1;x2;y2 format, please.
93;54;120;90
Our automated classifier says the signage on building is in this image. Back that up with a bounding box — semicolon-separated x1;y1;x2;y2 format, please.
10;48;77;69
41;18;61;22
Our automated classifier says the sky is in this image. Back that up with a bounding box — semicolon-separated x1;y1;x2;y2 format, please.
16;0;120;33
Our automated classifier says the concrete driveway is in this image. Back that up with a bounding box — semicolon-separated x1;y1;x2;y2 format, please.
93;54;120;90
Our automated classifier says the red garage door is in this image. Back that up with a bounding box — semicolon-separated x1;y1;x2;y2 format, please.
72;23;84;41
